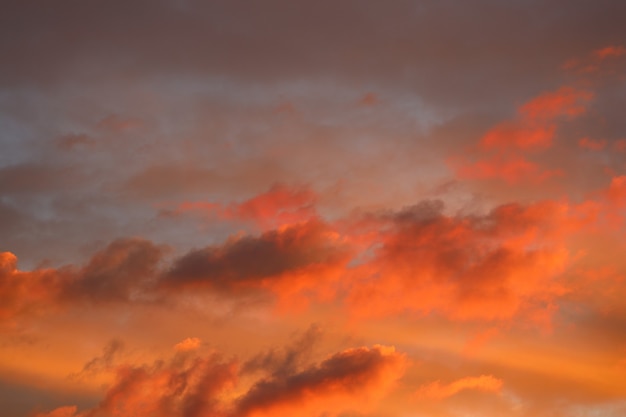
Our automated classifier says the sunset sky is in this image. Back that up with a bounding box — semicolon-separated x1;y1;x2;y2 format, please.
2;1;626;417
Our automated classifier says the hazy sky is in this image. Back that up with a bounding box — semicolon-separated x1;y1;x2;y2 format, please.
2;1;626;417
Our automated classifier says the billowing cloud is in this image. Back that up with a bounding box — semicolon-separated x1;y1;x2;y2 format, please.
346;200;574;323
2;2;626;415
0;239;165;324
62;238;166;303
236;345;407;417
161;219;350;307
173;337;202;352
35;343;406;417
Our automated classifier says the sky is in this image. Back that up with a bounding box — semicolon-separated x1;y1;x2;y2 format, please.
1;1;626;416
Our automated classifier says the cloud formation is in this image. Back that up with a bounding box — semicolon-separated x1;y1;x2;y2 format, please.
35;343;406;417
2;2;626;416
415;375;503;400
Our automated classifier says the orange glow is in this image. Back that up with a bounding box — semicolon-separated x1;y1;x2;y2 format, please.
2;6;626;415
415;375;503;400
579;137;607;150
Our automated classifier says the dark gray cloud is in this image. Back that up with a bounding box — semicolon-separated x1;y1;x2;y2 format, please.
236;344;405;416
162;220;348;290
62;238;166;303
242;324;322;378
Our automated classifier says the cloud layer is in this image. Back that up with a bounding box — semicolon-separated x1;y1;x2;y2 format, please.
2;2;626;417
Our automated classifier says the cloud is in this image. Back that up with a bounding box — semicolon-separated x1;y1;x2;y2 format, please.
2;0;625;113
236;345;407;417
1;193;595;328
594;45;626;60
173;337;201;352
578;137;607;150
161;219;350;306
415;375;503;400
62;238;166;303
173;184;317;229
0;239;166;325
519;87;592;121
34;343;406;417
34;406;79;417
346;200;574;323
0;251;67;325
71;339;125;379
454;154;562;184
453;84;593;185
242;324;322;378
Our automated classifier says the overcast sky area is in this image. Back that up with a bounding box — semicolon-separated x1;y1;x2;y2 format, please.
2;1;626;416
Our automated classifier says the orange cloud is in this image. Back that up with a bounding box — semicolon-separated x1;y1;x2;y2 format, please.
480;122;556;150
594;45;626;60
174;184;317;229
237;345;407;417
599;176;626;227
519;87;592;120
453;85;592;185
579;137;607;150
161;219;351;309
0;239;165;326
35;344;406;417
34;406;79;417
226;184;316;228
0;251;65;325
174;337;202;352
605;176;626;205
62;238;166;304
564;44;626;75
346;201;574;324
415;375;503;400
479;86;592;152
